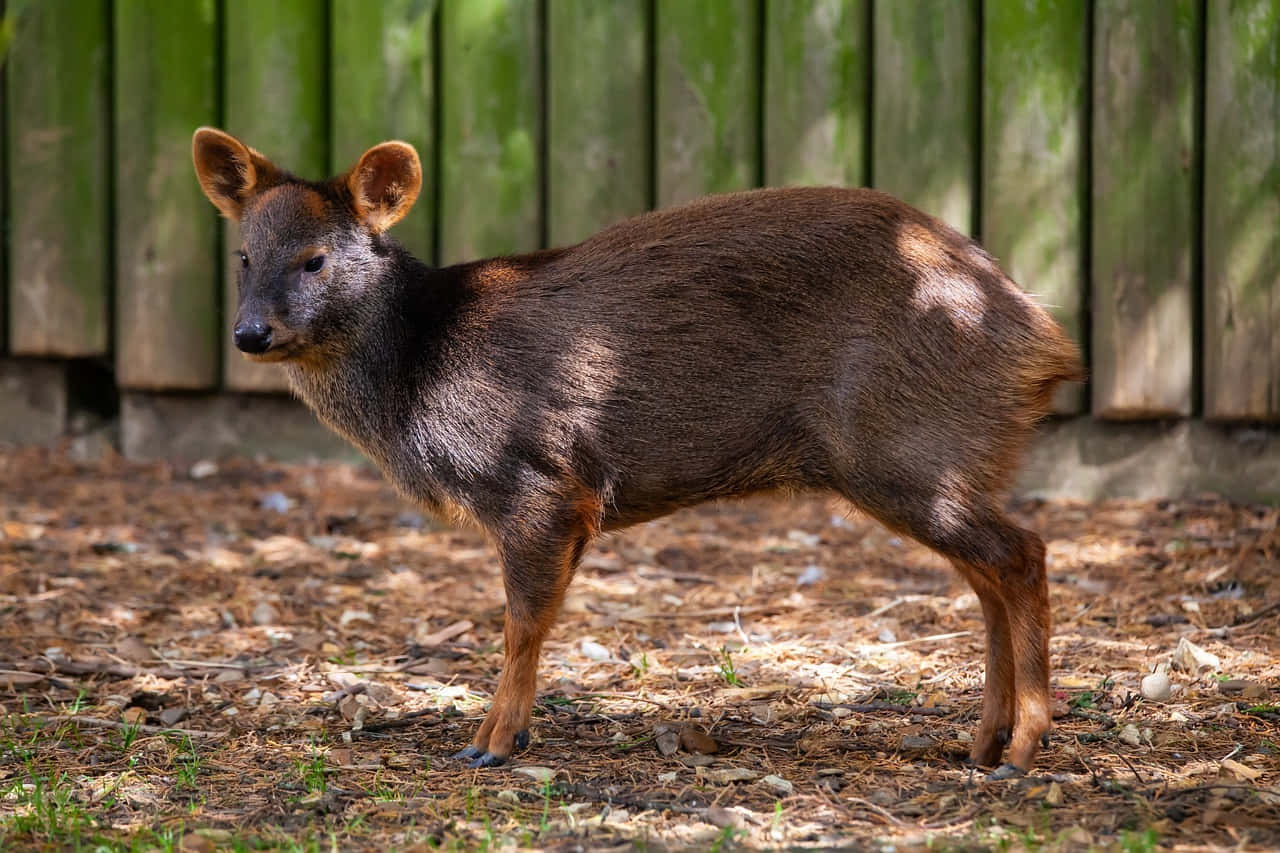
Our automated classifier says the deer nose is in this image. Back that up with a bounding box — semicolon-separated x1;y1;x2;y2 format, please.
233;320;273;354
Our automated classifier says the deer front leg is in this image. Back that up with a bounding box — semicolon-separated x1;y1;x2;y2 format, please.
455;501;593;768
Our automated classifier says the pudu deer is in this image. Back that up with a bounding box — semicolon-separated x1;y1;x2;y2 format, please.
192;127;1083;776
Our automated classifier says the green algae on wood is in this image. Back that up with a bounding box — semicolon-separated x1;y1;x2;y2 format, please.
115;0;220;389
764;0;867;188
983;0;1088;413
1203;0;1280;420
7;0;110;356
547;0;650;246
872;0;978;234
1091;0;1198;418
439;0;541;265
332;0;436;263
656;0;760;207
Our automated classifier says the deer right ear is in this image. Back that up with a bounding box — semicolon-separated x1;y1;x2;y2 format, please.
191;127;280;220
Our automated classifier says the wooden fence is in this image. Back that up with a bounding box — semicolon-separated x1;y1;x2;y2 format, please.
2;0;1277;421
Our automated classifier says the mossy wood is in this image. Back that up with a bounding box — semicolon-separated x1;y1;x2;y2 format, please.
439;0;541;265
331;0;436;263
1091;0;1198;418
983;0;1088;413
872;0;978;234
1204;0;1279;421
764;0;868;188
114;0;220;389
7;0;110;356
656;0;760;208
547;0;650;246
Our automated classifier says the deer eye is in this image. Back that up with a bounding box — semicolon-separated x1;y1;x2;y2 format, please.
235;250;248;269
303;254;326;274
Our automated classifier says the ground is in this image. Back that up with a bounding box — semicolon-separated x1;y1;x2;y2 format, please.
0;448;1276;851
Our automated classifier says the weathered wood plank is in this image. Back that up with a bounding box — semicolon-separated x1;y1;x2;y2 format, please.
872;0;978;233
439;0;541;265
1204;0;1280;420
983;0;1088;413
331;0;435;263
7;0;110;356
546;0;650;246
222;0;328;392
764;0;867;188
114;0;220;389
1091;0;1198;418
656;0;760;207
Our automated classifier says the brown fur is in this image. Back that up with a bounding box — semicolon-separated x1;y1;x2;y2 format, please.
191;127;1085;771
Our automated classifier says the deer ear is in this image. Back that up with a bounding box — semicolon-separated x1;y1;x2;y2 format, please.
191;127;280;220
346;141;422;233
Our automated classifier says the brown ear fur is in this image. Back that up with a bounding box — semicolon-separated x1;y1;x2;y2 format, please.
346;142;422;233
191;127;282;220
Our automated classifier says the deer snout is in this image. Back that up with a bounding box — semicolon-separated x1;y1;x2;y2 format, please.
233;320;273;354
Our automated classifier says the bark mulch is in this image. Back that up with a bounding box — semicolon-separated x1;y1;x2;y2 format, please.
0;447;1276;850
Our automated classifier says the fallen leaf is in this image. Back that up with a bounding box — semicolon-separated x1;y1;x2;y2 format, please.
700;767;758;784
679;725;718;754
513;766;554;783
1220;759;1262;782
414;620;473;647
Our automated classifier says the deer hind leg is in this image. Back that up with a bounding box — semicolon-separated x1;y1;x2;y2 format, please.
455;494;596;768
945;518;1051;773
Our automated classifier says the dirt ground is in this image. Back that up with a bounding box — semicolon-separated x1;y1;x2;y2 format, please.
0;447;1276;851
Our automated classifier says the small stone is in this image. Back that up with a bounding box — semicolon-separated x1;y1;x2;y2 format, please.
159;708;189;726
497;790;520;804
704;805;741;828
701;767;758;784
657;771;678;784
580;639;611;662
679;725;718;755
215;669;244;684
796;564;825;586
1118;724;1142;747
258;691;279;707
1172;637;1220;675
655;729;680;756
761;774;794;795
1044;781;1064;806
513;766;554;783
259;491;292;513
252;602;279;626
243;687;261;704
1141;672;1172;702
340;609;374;627
188;460;218;480
900;735;935;752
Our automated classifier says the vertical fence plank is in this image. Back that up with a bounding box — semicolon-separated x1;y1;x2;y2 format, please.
1204;0;1279;421
1091;0;1197;418
983;0;1088;413
439;0;541;265
115;0;219;389
7;0;110;356
656;0;760;207
331;0;435;263
872;0;978;234
222;0;327;392
547;0;650;246
764;0;867;188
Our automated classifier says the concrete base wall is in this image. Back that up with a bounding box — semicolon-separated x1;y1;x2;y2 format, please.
1018;418;1280;504
119;392;359;463
0;359;67;445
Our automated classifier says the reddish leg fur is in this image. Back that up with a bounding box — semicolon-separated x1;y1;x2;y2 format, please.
461;498;595;766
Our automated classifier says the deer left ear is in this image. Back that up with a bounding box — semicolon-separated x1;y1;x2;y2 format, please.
346;141;422;233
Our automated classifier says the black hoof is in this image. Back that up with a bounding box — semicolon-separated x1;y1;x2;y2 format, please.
987;762;1025;781
468;751;507;768
454;745;483;762
515;729;530;750
1041;732;1050;749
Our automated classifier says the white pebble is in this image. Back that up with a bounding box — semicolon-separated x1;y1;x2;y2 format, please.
1141;672;1172;702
